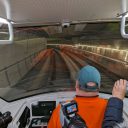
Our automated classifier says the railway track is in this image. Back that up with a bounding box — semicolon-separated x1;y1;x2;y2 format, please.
45;49;74;89
62;49;117;93
4;48;122;100
13;49;74;92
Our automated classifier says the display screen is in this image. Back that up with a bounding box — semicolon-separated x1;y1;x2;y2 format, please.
66;104;77;114
32;101;56;117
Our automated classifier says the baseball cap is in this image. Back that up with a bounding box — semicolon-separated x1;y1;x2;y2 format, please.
77;65;101;91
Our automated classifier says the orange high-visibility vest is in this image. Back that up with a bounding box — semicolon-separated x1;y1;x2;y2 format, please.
48;96;107;128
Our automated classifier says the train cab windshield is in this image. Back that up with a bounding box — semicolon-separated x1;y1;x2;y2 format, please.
0;1;128;128
0;22;128;101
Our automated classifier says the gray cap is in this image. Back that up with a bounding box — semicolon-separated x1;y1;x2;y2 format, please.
77;65;101;91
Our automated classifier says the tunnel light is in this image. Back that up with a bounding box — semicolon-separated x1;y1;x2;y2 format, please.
0;17;14;24
0;17;9;24
0;32;9;34
117;11;128;18
79;44;128;53
10;21;15;24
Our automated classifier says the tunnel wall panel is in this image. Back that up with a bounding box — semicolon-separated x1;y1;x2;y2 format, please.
7;65;21;87
0;71;9;87
61;46;128;79
18;61;28;77
0;38;47;88
25;58;32;70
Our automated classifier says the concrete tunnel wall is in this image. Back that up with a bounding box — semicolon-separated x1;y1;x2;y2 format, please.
0;38;47;88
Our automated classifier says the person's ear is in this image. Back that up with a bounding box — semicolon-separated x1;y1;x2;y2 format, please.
75;80;80;90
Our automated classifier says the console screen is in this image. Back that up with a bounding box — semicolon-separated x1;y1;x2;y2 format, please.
32;101;56;117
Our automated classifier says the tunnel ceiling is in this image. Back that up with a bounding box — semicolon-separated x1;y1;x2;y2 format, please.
1;22;122;40
47;23;122;40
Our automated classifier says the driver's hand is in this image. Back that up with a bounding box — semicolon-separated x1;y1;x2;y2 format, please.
112;79;127;100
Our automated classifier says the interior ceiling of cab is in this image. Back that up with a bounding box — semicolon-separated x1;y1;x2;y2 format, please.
0;0;122;27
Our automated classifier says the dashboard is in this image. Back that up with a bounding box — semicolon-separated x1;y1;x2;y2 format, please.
18;101;56;128
0;91;127;128
6;91;76;128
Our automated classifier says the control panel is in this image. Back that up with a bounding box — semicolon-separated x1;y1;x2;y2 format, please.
29;117;48;128
29;101;56;128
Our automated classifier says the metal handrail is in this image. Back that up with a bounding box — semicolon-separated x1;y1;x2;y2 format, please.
0;0;14;44
121;0;128;39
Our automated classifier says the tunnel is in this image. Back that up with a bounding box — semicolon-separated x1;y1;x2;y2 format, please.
0;22;128;101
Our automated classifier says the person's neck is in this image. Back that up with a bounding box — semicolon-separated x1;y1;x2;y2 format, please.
76;91;99;97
